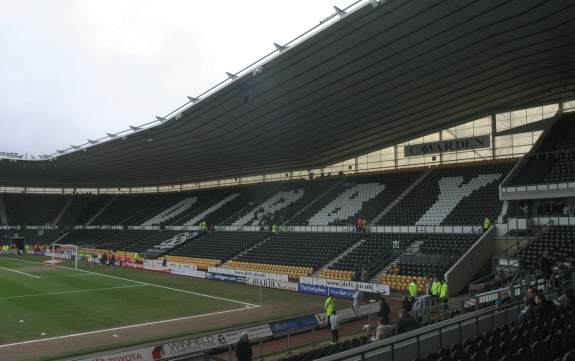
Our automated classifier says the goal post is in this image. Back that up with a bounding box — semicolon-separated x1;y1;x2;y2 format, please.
48;243;79;270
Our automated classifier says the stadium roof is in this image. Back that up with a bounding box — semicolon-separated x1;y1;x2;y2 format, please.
2;0;575;187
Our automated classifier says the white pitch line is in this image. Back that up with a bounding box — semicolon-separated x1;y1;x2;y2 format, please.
0;256;257;307
0;305;258;349
39;274;94;279
0;266;41;279
0;284;146;301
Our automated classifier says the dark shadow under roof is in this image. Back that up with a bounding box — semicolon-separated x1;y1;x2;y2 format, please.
2;0;575;187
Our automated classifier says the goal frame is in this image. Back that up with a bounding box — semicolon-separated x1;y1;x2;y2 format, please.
49;243;79;270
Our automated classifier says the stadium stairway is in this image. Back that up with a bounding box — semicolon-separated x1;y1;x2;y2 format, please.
287;178;345;225
371;169;432;225
222;236;270;266
369;237;424;284
312;238;366;277
52;197;73;225
86;196;116;225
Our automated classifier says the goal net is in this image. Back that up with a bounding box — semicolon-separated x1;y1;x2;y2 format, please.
46;243;79;270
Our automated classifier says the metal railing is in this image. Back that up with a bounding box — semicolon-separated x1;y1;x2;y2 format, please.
317;302;523;361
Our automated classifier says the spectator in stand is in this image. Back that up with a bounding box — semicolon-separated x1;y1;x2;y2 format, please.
378;297;391;323
440;278;449;310
408;279;417;302
356;217;363;232
483;216;492;232
524;287;537;307
162;255;167;267
372;317;394;341
235;332;252;361
353;288;360;307
530;293;553;320
397;309;419;334
401;295;412;312
325;294;335;327
431;276;441;304
330;311;339;344
360;269;368;282
362;218;368;233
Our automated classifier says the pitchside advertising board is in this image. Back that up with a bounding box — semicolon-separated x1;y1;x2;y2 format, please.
78;324;274;361
298;277;390;298
207;266;289;282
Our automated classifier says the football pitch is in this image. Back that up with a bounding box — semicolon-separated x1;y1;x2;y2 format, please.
0;255;327;361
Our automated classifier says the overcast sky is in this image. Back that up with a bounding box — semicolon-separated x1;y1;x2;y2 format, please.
0;0;355;156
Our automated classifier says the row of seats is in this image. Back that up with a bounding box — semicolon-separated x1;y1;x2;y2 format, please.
166;255;220;269
517;225;575;269
277;336;370;361
413;304;575;361
225;261;312;279
236;232;359;270
381;161;512;226
1;160;512;228
510;112;575;186
168;232;266;262
380;273;427;293
318;269;354;281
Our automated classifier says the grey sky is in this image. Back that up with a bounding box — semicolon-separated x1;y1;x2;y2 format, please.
0;0;353;156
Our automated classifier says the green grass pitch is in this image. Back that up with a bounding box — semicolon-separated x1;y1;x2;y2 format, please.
0;254;325;360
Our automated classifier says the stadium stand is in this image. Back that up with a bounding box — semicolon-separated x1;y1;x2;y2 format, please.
407;304;575;361
320;233;414;281
167;231;267;265
0;229;64;244
56;194;112;226
234;232;360;276
379;161;513;226
517;225;575;270
3;194;69;225
509;112;575;186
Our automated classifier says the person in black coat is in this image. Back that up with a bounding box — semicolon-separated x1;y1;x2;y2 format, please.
397;309;419;334
235;332;252;361
378;296;391;323
401;295;412;312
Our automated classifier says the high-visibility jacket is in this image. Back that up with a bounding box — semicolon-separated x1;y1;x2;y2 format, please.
483;217;492;230
408;281;417;298
431;281;441;296
325;296;335;316
440;282;449;299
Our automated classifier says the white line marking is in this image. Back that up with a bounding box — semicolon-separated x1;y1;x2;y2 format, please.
0;256;257;307
0;284;146;301
39;274;94;279
0;266;41;279
0;305;258;349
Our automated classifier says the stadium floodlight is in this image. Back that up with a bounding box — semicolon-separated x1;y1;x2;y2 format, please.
274;43;287;53
57;149;66;154
87;139;97;144
129;126;141;131
226;72;238;80
71;145;81;150
187;96;200;103
333;6;346;16
156;116;167;123
107;133;119;138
